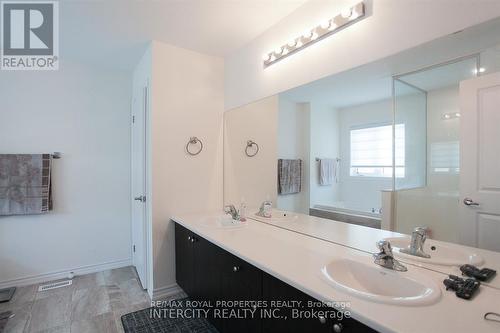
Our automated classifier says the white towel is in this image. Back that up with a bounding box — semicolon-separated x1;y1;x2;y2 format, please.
319;158;335;186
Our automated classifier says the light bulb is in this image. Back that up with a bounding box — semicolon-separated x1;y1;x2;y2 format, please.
274;46;283;56
302;30;313;40
444;114;451;119
287;39;297;48
320;20;331;30
473;67;486;74
341;8;352;19
455;113;461;117
262;53;271;62
311;30;319;41
328;21;338;31
350;8;360;20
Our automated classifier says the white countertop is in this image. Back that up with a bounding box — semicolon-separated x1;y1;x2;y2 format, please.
172;212;500;333
249;210;500;290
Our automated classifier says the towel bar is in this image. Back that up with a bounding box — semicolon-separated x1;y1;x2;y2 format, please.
315;157;340;162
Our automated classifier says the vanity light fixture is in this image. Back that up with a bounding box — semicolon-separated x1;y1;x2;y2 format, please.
473;67;486;75
262;1;365;67
442;112;461;120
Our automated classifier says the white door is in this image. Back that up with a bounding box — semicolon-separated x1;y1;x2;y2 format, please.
459;72;500;251
131;83;148;288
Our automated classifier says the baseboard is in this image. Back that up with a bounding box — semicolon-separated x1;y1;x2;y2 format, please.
152;283;183;301
0;258;132;289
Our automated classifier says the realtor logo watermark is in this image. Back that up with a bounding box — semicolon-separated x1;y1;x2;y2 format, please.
1;1;59;70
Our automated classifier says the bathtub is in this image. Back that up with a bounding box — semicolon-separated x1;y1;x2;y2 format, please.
310;202;381;229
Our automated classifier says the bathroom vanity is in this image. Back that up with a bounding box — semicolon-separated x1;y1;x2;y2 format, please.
172;213;500;333
175;222;375;333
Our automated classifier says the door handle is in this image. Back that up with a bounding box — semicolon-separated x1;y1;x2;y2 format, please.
134;195;146;202
463;198;479;206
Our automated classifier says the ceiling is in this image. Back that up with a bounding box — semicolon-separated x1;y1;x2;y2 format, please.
281;17;500;109
60;0;307;70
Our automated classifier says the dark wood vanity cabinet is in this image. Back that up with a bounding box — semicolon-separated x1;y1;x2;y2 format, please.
174;222;377;333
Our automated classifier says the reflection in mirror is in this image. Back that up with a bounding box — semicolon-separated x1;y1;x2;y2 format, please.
393;57;478;244
223;18;500;289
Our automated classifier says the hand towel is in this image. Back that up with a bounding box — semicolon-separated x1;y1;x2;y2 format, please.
0;154;52;215
319;158;335;186
277;159;302;195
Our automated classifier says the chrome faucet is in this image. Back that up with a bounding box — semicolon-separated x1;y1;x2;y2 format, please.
224;204;239;220
373;240;407;271
400;226;430;258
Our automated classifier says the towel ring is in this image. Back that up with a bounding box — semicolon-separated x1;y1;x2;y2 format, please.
186;137;203;156
245;140;259;157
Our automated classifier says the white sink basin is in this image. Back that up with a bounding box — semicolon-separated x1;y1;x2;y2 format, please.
200;216;246;229
253;210;298;223
321;258;441;306
384;237;483;267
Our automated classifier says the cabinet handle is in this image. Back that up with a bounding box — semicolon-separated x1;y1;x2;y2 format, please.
233;266;240;272
333;323;343;333
318;315;326;324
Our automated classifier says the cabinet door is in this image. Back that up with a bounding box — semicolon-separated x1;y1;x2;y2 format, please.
192;235;225;332
262;272;329;333
262;273;377;333
174;223;195;296
220;251;262;333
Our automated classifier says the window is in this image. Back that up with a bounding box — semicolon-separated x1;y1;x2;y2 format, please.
350;124;405;178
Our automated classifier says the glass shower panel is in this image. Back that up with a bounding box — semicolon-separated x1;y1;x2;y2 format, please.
393;80;427;191
392;57;478;242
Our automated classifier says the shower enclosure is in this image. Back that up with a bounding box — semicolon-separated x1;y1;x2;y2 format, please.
389;55;480;243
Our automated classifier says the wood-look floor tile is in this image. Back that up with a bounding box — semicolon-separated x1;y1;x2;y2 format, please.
70;312;118;333
0;286;36;312
0;307;31;333
30;324;70;333
71;287;110;322
72;273;105;291
28;293;71;333
102;267;136;286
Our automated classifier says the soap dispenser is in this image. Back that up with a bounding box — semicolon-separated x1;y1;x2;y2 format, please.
263;195;272;218
239;197;247;222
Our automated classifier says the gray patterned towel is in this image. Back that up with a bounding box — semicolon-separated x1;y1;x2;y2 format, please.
0;154;52;216
277;159;302;195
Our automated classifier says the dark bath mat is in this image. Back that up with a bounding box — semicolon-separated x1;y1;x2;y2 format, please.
121;298;218;333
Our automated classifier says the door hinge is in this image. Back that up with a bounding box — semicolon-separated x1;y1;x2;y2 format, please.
132;115;135;124
133;245;136;253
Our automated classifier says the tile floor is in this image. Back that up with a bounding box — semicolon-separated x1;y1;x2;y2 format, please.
0;266;152;333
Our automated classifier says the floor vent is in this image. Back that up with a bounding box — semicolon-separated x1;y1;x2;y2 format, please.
38;279;72;292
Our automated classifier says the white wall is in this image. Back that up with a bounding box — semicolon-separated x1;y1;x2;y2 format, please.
338;99;392;211
224;96;279;209
225;0;500;110
277;98;310;214
150;41;224;293
337;92;426;212
0;60;132;287
309;101;340;207
395;86;460;243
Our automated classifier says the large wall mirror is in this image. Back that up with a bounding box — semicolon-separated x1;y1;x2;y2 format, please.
224;18;500;287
